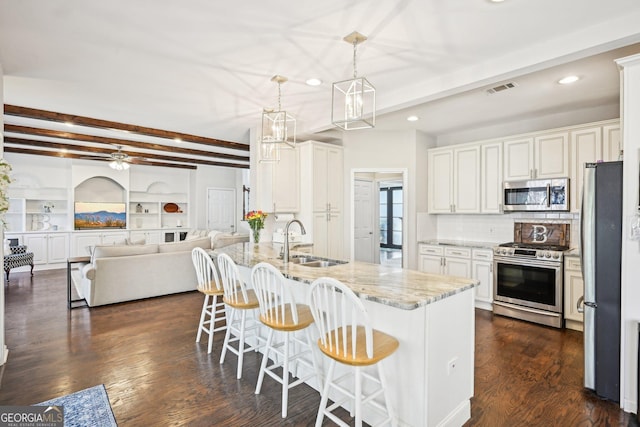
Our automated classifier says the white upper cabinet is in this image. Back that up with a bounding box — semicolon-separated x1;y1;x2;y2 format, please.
535;132;570;178
453;146;481;214
570;126;602;212
503;132;569;180
427;145;480;214
602;123;622;161
254;145;300;213
427;149;454;214
569;121;621;212
272;146;300;213
503;137;535;181
481;142;503;213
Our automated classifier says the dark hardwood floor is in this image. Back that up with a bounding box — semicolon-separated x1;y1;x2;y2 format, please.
0;269;635;426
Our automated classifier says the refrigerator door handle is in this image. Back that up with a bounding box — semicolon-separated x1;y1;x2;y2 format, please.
584;301;597;308
577;296;584;313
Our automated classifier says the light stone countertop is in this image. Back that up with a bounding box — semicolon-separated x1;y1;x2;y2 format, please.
418;239;501;250
210;242;478;311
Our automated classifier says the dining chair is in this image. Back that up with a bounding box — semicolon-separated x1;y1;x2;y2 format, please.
251;262;320;418
217;253;264;379
191;247;225;354
308;277;399;427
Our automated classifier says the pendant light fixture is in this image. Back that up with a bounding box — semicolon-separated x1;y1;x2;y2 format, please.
332;31;375;130
260;75;296;163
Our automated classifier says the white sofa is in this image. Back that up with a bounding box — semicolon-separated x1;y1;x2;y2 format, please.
72;237;212;307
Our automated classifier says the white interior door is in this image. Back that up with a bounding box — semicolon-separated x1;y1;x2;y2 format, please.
354;179;375;263
207;188;236;232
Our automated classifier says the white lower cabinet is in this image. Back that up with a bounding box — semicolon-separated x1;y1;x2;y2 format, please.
418;244;471;277
129;230;161;245
564;255;584;331
71;231;129;257
22;233;70;266
471;249;493;311
419;244;493;310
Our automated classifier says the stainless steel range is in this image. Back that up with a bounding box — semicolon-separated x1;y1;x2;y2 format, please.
492;222;570;328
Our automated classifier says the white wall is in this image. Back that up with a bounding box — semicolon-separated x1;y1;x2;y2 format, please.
193;165;243;230
617;53;640;414
342;129;435;269
1;61;7;365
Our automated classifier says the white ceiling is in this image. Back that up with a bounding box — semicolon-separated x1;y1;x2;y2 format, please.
2;0;640;148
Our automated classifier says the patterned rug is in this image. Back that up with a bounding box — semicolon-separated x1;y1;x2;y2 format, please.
35;384;117;426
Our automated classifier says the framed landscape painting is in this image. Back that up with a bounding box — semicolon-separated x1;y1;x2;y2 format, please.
74;202;127;230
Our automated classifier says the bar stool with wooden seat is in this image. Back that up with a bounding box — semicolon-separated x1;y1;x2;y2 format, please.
252;262;320;418
217;252;264;379
309;277;399;427
191;247;226;354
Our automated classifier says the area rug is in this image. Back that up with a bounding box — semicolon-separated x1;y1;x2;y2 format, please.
35;384;117;427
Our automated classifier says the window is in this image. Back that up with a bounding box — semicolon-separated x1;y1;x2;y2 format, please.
379;186;402;249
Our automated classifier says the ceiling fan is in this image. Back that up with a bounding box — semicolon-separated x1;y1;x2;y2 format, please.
107;145;132;170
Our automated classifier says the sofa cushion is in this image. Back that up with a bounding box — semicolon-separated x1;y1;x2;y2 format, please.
158;237;210;253
93;244;159;260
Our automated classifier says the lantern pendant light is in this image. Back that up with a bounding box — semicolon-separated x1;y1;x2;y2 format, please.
332;31;376;130
260;75;296;163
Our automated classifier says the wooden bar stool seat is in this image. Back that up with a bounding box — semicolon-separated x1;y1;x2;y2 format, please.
309;277;399;427
252;262;320;418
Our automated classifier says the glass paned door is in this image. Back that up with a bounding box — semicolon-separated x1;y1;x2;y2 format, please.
380;186;402;249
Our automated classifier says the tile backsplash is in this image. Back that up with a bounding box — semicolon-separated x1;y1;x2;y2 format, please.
425;212;580;247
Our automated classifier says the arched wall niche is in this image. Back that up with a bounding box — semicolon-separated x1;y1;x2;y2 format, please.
75;177;126;203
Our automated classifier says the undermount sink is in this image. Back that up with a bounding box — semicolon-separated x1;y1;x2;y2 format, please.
288;255;347;267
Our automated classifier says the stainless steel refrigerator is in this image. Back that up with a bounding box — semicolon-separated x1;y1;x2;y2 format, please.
580;161;622;402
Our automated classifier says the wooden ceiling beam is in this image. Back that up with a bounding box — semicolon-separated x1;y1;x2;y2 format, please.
4;124;249;163
3;147;198;170
4;136;250;169
4;104;250;152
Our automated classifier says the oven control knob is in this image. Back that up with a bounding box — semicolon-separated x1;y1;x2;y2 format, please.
501;249;507;255
552;253;560;259
545;252;551;258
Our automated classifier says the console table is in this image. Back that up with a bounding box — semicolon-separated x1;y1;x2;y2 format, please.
67;256;90;309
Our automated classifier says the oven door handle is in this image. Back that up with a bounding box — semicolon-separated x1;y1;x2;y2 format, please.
493;257;562;269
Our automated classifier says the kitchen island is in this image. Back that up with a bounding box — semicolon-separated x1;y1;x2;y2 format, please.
211;243;478;427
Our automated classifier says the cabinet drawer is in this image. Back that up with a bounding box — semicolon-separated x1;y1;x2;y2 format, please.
472;248;493;261
445;247;471;258
565;256;581;272
419;245;444;256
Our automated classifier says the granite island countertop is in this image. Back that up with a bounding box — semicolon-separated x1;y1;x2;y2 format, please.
210;242;478;311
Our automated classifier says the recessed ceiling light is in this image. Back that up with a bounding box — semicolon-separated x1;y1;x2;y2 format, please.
558;75;580;85
65;122;74;127
489;0;506;3
407;115;419;122
306;78;322;86
174;138;183;143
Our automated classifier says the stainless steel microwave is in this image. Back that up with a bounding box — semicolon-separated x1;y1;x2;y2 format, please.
503;178;569;212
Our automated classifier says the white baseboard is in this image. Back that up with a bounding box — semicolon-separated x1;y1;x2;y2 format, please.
475;301;493;311
436;399;470;427
623;397;637;415
1;345;8;365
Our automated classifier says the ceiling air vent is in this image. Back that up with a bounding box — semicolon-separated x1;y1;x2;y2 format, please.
486;82;518;95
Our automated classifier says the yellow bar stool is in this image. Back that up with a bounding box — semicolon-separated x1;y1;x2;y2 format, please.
309;277;399;427
251;262;320;418
217;253;264;379
191;247;226;354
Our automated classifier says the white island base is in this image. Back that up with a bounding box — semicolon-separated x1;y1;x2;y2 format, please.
235;264;475;427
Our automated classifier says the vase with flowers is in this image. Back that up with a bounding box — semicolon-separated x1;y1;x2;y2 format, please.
245;210;267;244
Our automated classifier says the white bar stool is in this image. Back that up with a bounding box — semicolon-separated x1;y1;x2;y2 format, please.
251;262;320;418
217;253;264;379
309;277;399;427
191;247;226;354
